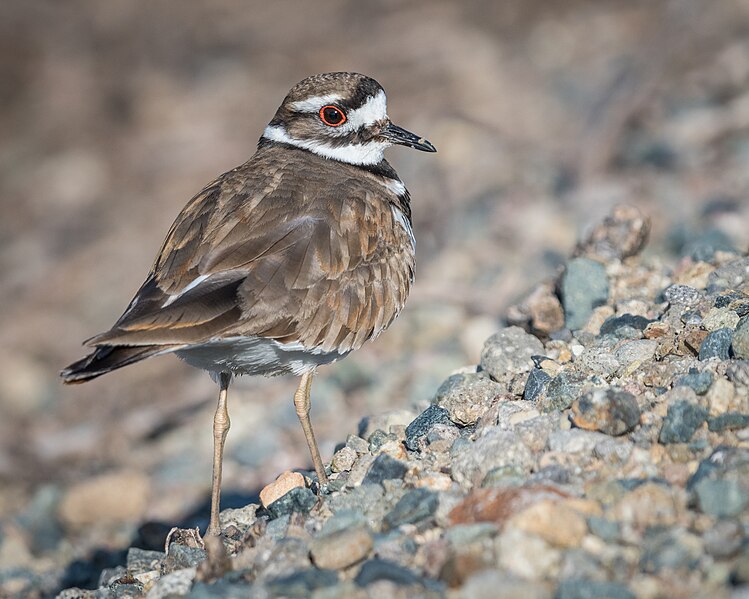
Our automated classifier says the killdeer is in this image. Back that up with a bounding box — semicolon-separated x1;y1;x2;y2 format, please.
61;72;435;536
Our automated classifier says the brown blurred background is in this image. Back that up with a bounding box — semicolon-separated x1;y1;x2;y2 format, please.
2;0;749;593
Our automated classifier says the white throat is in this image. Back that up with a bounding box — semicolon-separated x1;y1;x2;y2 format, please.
263;124;388;166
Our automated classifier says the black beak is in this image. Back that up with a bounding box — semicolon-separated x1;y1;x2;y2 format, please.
380;122;436;152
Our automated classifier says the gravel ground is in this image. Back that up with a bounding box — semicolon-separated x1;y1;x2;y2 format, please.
3;1;749;597
49;207;749;598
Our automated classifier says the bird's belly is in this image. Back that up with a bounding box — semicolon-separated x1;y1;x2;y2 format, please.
175;336;347;377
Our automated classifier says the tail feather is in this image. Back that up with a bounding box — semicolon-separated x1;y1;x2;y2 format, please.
61;345;175;384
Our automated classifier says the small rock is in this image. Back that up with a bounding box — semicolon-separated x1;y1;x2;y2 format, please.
496;526;561;580
612;482;677;528
614;339;657;371
448;485;568;526
587;516;621;543
383;488;439;530
330;446;358;473
548;429;609;453
266;568;338;597
703;518;744;558
145;567;196;599
674;369;713;395
509;500;587;548
701;307;740;331
309;525;373;570
450;429;534;487
555;579;635;599
354;558;425;587
732;316;749;359
126;548;164;575
346;434;369;454
699;328;733;360
659;400;707;444
664;284;701;307
162;544;206;574
640;528;702;573
561;258;609;331
538;371;585;412
599;314;652;338
707;412;749;431
479;327;544;383
434;372;503;426
266;487;317;519
708;256;749;290
574;204;650;262
570;387;640;436
459;570;552;599
363;454;408;485
692;478;748;517
405;405;452;451
260;471;306;508
523;368;551;402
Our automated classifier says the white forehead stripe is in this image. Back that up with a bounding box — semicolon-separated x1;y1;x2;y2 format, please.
345;90;388;129
289;94;343;112
263;125;388;166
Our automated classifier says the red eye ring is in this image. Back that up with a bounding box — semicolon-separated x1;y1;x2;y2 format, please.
319;105;346;127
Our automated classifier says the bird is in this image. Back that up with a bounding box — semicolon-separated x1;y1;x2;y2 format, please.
61;72;436;537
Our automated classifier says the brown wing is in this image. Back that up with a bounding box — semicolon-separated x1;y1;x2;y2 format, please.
87;148;414;354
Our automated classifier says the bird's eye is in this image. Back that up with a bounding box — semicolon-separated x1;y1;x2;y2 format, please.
319;105;346;127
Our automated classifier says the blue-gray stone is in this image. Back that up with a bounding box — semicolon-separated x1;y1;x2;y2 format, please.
561;258;609;331
732;316;749;359
355;558;431;588
538;371;584;412
587;516;620;543
674;369;713;395
640;529;701;573
266;486;317;519
126;547;164;575
693;478;748;517
162;543;206;573
188;580;254;598
368;429;397;453
659;400;707;443
707;413;749;432
599;314;652;338
266;569;338;598
699;328;733;360
555;579;634;599
363;454;408;485
383;488;438;530
405;405;452;451
523;368;551;402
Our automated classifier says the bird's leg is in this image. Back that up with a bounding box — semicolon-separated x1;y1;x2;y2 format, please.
207;372;231;537
293;370;329;488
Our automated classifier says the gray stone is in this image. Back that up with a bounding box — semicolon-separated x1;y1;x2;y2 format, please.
664;284;701;307
479;326;544;382
640;529;702;572
693;478;748;517
383;488;438;530
345;434;369;454
187;580;253;599
460;570;551;599
162;544;206;574
354;558;429;588
561;258;609;330
126;548;164;575
548;429;609;453
363;454;408;485
367;429;396;453
404;405;452;451
708;257;749;290
451;428;534;486
587;516;620;543
444;523;498;547
599;314;652;338
266;568;338;598
309;525;373;570
266;486;317;519
538;371;585;412
433;372;503;426
699;328;733;360
674;369;713;395
732;315;749;359
707;412;749;432
555;580;634;599
576;347;620;378
614;339;657;369
147;567;196;599
524;368;551;402
658;400;707;443
703;519;744;558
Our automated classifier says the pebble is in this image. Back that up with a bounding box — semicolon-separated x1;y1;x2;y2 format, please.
354;558;427;588
266;568;338;597
664;284;701;307
561;258;609;330
599;314;652;338
433;372;503;426
260;471;306;508
363;454;408;485
699;328;734;360
707;412;749;431
571;388;640;436
555;579;635;599
538;371;584;412
383;488;439;530
450;429;533;487
523;368;551;402
479;326;544;383
162;544;206;574
459;570;551;599
266;487;317;519
701;307;740;331
405;405;452;451
692;478;748;517
509;500;588;548
309;525;373;570
330;446;358;472
145;567;196;599
673;369;713;395
548;429;610;453
659;400;707;443
496;526;561;580
731;316;749;359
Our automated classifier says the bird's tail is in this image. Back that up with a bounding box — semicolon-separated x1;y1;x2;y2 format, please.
60;345;174;384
